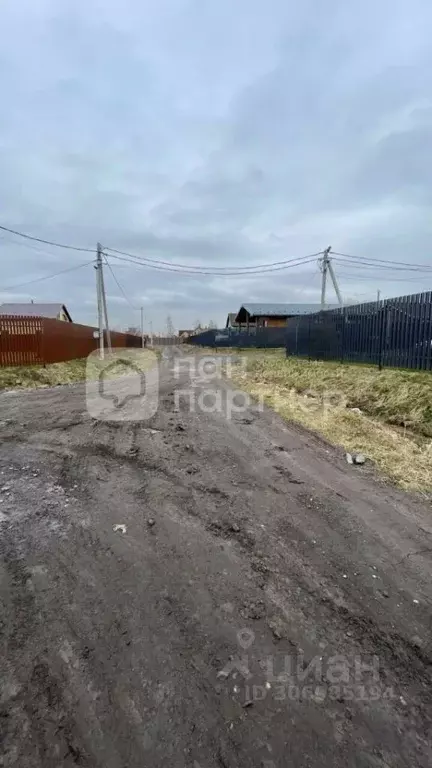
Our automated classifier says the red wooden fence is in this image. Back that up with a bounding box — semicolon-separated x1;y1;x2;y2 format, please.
0;315;141;367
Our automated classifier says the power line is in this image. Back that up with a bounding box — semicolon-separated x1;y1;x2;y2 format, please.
332;251;432;270
0;260;94;293
332;257;432;273
1;223;322;269
3;222;431;273
107;251;320;276
104;245;323;273
103;257;138;309
0;224;96;253
112;252;320;275
290;266;321;298
0;233;80;259
337;272;431;283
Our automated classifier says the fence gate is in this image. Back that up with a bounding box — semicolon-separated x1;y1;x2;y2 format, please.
0;316;44;366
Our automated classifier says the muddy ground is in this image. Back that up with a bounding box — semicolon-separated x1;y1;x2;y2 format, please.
0;352;431;767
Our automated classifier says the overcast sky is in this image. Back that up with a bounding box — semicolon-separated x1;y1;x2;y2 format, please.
1;0;431;331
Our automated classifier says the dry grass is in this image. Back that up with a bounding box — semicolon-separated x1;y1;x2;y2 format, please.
229;350;432;492
0;359;89;390
0;350;159;391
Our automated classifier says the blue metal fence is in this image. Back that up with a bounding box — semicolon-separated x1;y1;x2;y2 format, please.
286;292;432;370
187;292;432;370
187;327;287;348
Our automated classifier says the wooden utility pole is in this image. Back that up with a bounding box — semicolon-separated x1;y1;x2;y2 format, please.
96;243;104;359
96;243;112;357
99;250;112;353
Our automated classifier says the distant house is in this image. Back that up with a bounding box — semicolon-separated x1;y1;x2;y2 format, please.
225;313;238;329
234;303;331;329
178;329;194;339
225;312;255;330
0;303;73;322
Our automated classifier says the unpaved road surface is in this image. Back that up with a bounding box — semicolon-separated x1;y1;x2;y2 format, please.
0;353;431;767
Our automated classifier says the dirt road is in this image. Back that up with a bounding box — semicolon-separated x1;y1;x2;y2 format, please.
0;353;431;767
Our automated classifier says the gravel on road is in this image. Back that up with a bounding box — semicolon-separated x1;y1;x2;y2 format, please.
0;354;431;767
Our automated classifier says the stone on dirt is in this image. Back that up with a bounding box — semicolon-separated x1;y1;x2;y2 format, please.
353;453;366;465
113;524;127;534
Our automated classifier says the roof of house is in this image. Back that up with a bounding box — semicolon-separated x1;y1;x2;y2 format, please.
225;313;239;327
236;303;333;320
0;303;72;321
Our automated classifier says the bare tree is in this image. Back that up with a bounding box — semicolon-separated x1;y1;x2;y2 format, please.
166;315;175;337
208;319;217;329
193;319;202;330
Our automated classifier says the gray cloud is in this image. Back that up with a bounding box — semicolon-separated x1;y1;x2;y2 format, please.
0;0;431;330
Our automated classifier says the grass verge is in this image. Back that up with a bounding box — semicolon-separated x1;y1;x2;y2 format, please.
0;350;159;391
0;359;90;390
228;350;432;492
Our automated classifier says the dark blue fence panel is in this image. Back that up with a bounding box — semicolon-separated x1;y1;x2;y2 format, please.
285;292;432;370
187;327;287;348
186;330;217;347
